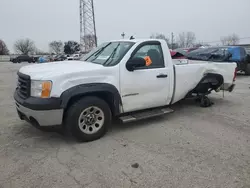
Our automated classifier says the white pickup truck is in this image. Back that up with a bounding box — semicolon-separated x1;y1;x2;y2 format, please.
14;39;236;142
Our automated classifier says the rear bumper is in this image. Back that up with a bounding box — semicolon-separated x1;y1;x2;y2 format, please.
228;84;235;92
220;83;235;92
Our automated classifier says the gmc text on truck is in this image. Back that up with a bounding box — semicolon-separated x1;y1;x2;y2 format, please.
14;39;236;142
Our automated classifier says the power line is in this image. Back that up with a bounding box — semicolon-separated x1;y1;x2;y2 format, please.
171;32;174;50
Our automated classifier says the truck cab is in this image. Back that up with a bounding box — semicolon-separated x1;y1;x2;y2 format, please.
14;39;236;142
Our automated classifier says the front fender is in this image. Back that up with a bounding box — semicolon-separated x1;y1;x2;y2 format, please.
60;83;122;115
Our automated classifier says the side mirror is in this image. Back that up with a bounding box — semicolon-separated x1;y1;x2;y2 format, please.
126;57;146;71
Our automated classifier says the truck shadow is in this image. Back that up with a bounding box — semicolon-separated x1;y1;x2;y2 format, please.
109;96;230;135
11;122;76;144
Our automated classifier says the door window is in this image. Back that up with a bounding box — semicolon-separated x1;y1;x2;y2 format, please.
132;44;164;69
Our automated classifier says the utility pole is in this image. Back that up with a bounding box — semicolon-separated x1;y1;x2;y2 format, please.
171;32;174;50
121;32;125;39
80;0;97;53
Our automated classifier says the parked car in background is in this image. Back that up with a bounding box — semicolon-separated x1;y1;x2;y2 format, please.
10;55;36;63
67;54;80;61
52;55;65;61
187;46;250;75
48;55;56;62
33;56;40;62
174;47;200;54
73;54;81;60
170;50;187;59
38;56;50;63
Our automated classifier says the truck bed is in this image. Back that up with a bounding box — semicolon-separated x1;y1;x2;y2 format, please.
172;59;236;103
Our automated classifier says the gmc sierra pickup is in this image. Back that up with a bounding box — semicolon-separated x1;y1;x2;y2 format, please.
14;39;236;142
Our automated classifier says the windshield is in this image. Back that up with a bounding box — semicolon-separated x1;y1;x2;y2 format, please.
81;41;135;66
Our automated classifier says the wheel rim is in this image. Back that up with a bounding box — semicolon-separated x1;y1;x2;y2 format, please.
78;106;105;134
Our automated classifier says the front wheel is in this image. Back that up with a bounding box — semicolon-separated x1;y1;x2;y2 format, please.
65;96;112;142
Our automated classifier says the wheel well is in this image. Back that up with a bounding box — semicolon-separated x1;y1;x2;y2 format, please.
192;73;224;94
63;91;117;118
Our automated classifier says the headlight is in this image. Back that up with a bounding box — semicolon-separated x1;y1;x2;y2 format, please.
31;80;52;98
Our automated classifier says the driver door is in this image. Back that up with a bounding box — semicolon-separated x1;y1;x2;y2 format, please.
120;41;171;113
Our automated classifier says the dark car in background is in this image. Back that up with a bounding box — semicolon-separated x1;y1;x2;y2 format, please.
10;55;36;63
187;46;250;75
54;55;67;61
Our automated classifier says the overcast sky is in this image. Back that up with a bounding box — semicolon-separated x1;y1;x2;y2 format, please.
1;0;250;52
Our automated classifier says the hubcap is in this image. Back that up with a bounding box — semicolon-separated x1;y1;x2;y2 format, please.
78;106;105;134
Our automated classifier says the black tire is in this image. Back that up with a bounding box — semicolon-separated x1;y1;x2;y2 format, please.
65;96;112;142
245;64;250;75
200;96;213;107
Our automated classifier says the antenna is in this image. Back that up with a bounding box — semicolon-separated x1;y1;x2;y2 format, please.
80;0;97;53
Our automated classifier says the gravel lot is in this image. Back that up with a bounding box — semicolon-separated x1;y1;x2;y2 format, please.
0;62;250;188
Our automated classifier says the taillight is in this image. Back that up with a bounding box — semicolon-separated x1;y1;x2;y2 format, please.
233;67;237;81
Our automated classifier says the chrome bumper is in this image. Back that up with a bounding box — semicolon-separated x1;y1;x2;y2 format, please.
16;102;63;126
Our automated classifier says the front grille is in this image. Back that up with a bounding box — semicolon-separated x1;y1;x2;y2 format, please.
17;72;31;99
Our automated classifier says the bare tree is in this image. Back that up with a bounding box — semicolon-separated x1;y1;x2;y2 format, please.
14;39;36;55
150;33;170;46
0;39;9;55
34;48;49;55
178;32;196;48
49;41;63;54
231;34;240;45
221;34;239;45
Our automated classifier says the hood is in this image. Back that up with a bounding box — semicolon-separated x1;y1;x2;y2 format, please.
19;61;103;80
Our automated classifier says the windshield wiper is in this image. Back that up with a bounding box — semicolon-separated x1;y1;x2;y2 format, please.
85;42;111;61
103;43;121;66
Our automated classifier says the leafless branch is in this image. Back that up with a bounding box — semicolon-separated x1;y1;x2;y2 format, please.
221;34;239;45
0;39;9;55
14;39;36;55
49;41;63;54
178;32;196;48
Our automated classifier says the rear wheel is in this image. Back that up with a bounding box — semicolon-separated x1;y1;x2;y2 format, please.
65;96;111;142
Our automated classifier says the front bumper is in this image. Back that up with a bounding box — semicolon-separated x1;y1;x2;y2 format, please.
14;90;63;126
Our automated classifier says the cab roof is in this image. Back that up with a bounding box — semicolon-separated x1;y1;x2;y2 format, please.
109;38;164;43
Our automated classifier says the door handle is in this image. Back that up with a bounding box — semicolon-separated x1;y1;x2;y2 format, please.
156;74;168;78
